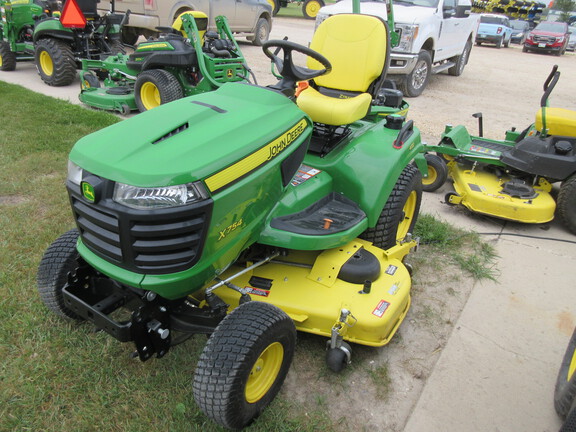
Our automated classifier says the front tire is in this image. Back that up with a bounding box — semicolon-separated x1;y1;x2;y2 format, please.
448;39;472;77
193;301;296;430
403;50;431;97
422;153;448;192
134;69;183;112
555;327;576;418
35;38;77;86
0;41;17;71
557;175;576;235
251;17;270;46
360;164;423;249
37;229;83;320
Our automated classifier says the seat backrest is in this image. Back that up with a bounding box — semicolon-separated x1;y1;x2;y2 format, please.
307;14;389;95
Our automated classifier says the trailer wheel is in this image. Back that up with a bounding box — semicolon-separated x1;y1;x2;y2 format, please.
0;41;17;71
302;0;324;19
361;164;422;249
193;301;296;429
37;229;83;320
422;153;448;192
555;327;576;418
135;69;183;112
35;38;77;86
557;174;576;235
403;50;431;97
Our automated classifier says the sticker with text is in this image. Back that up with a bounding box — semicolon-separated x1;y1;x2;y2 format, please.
385;265;398;275
372;300;391;318
245;287;270;297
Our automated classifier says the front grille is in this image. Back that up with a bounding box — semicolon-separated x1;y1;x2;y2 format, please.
533;35;556;44
69;178;213;275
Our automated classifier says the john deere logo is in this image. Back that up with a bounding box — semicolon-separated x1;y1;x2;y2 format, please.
81;181;96;202
226;69;234;79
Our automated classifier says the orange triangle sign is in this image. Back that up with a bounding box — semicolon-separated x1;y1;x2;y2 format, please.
60;0;87;28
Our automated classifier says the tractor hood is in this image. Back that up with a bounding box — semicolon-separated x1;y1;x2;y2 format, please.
70;83;310;188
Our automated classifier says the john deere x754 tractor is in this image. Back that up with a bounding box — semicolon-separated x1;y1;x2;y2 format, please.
37;8;425;430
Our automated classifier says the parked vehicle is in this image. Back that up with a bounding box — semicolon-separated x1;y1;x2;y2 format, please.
475;13;512;48
317;0;479;97
523;20;570;55
103;0;273;46
270;0;325;19
510;19;530;44
566;27;576;51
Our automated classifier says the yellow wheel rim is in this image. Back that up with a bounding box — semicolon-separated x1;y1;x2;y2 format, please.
305;0;321;17
39;51;53;76
140;82;161;110
568;347;576;382
245;342;284;403
0;55;3;68
422;165;438;186
397;190;417;241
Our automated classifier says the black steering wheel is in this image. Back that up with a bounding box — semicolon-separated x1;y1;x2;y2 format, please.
262;40;332;82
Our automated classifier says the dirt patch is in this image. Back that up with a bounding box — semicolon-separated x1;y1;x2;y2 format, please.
0;195;28;206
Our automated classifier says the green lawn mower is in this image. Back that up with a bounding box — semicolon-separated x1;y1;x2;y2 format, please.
78;12;252;114
37;10;425;430
554;326;576;432
0;0;126;85
422;65;576;234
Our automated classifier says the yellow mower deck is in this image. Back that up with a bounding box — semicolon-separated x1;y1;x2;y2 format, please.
447;161;556;223
207;239;414;347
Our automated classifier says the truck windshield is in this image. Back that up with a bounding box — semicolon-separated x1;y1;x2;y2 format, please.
394;0;440;7
535;22;567;32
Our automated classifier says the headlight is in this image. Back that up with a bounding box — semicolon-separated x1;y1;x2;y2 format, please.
394;24;419;53
557;36;565;43
67;160;83;185
113;181;208;209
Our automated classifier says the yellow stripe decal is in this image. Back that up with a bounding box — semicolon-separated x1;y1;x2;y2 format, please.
205;118;308;192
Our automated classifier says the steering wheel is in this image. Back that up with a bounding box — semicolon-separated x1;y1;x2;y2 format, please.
262;40;332;82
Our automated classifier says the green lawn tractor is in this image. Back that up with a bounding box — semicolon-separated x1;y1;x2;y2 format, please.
37;11;425;430
78;12;251;114
554;326;576;432
421;65;576;234
269;0;326;20
0;0;58;70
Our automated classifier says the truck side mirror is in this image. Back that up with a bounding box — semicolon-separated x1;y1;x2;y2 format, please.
455;5;471;18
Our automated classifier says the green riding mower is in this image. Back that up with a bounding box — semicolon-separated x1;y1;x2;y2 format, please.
37;11;425;430
78;12;251;114
0;0;126;85
421;65;576;234
554;326;576;432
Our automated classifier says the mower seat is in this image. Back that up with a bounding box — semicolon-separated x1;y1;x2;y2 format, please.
535;107;576;137
296;14;389;126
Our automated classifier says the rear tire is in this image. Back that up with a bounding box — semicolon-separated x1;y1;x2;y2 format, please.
0;41;17;71
302;0;324;19
448;40;472;76
422;153;448;192
121;27;140;46
360;164;423;249
37;229;83;320
35;38;77;86
555;327;576;418
193;301;296;430
134;69;183;112
557;175;576;235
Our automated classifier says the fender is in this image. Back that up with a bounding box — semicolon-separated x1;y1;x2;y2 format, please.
33;18;74;42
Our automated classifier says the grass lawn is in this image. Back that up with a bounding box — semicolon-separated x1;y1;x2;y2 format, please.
0;81;496;432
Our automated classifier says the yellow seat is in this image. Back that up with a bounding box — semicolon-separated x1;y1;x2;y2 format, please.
536;107;576;137
296;14;389;126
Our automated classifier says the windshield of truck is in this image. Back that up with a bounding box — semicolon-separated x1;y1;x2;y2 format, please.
480;16;507;25
394;0;440;8
535;21;567;32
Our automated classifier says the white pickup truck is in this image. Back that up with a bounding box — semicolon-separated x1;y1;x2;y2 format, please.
316;0;479;97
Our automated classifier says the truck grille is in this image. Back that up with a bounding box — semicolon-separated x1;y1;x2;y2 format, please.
533;35;556;44
68;179;213;275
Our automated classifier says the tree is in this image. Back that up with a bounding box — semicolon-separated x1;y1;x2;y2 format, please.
552;0;576;22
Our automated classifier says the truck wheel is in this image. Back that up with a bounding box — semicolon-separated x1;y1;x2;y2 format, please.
522;45;529;53
250;17;270;46
360;164;423;249
134;69;183;112
557;175;576;235
496;37;502;49
555;327;576;418
121;27;140;45
448;39;472;77
403;50;431;97
422;154;448;192
302;0;324;19
37;229;84;320
35;38;77;86
193;301;296;430
504;36;510;48
0;41;17;71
